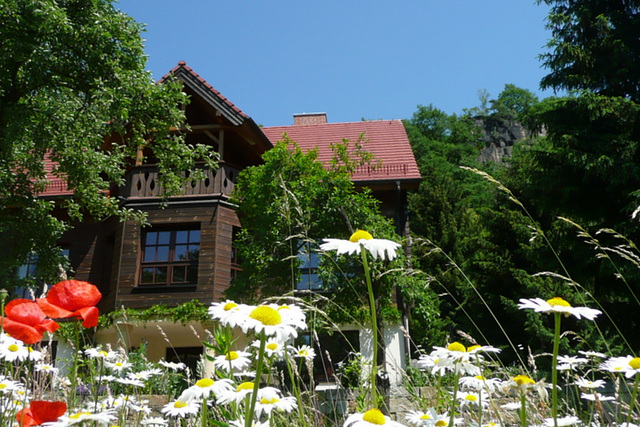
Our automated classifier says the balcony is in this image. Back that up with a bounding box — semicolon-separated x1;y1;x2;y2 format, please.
123;163;240;200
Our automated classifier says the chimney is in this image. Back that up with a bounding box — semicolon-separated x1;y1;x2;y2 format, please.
293;112;327;125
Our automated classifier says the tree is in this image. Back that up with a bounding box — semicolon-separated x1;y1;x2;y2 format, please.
0;1;216;283
538;0;640;101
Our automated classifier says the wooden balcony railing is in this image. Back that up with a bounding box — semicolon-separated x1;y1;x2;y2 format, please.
123;164;240;199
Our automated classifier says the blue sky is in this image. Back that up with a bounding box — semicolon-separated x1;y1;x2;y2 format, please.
116;1;557;127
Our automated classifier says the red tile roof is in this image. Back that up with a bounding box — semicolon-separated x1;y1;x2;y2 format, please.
262;120;421;185
39;153;73;197
160;61;248;120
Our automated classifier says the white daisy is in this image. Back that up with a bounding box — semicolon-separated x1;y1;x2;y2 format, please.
228;419;270;427
180;377;234;400
85;347;118;360
209;300;250;328
542;415;581;426
160;399;200;418
518;297;601;320
573;378;605;389
581;391;615;402
105;359;132;373
115;377;145;387
240;304;305;341
216;381;257;405
212;350;252;372
140;417;169;426
556;355;589;371
344;408;407;426
0;377;22;394
44;409;117;426
601;355;640;378
0;338;29;362
255;387;297;416
459;375;501;393
159;359;187;371
320;229;401;261
405;409;436;426
35;363;59;375
254;337;286;358
456;390;488;408
291;344;316;361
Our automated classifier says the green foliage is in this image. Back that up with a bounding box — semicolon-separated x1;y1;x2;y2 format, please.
538;0;640;101
0;0;217;283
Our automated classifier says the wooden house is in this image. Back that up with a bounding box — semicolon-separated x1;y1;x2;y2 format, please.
38;63;421;383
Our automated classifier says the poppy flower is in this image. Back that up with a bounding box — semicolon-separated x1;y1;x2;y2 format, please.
37;280;102;328
16;400;67;427
1;299;59;345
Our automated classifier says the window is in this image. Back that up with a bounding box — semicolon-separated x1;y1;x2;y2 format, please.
139;227;200;287
14;249;70;299
296;244;323;291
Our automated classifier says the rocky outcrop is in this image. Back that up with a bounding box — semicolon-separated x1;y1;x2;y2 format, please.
474;117;536;163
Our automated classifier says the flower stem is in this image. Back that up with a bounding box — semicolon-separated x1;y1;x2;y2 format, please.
551;312;561;427
626;373;640;425
360;247;379;409
449;370;461;427
520;389;528;427
245;332;266;427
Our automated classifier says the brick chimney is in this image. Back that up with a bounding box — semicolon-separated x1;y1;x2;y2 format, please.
293;112;327;125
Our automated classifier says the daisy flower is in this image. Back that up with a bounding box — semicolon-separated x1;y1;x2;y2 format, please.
159;359;186;371
344;408;407;426
405;409;437;426
0;377;22;394
255;337;286;358
216;381;257;405
581;391;615;402
0;337;29;362
44;409;117;426
212;350;252;372
254;387;297;416
180;377;234;400
85;347;117;360
291;344;316;361
35;363;59;375
456;390;488;408
114;377;145;387
320;229;401;261
459;375;501;393
518;297;601;320
573;378;605;389
541;415;581;426
556;355;589;371
600;355;640;378
105;359;132;373
240;304;305;341
209;300;250;328
160;399;200;418
228;419;270;427
141;417;169;426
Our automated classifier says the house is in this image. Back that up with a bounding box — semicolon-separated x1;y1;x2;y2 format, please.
35;62;421;385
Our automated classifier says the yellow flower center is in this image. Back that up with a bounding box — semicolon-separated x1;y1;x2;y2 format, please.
223;302;238;311
267;343;278;351
513;375;535;386
115;362;123;367
260;397;280;404
465;394;478;401
350;229;373;242
99;350;108;357
362;408;386;425
475;375;485;380
70;412;91;419
226;351;239;360
467;345;481;352
547;297;571;307
278;305;290;311
196;378;215;388
174;401;188;408
249;306;282;326
0;384;6;389
629;358;640;370
8;344;18;352
420;414;432;420
236;382;254;392
435;421;448;426
447;342;466;352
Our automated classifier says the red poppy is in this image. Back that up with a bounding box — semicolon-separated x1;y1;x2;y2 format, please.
16;400;67;427
1;299;59;345
37;280;102;328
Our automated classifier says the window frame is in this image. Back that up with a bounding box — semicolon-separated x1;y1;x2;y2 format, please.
137;225;201;291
